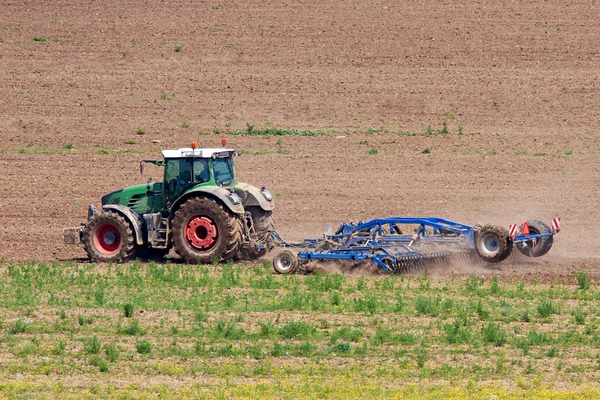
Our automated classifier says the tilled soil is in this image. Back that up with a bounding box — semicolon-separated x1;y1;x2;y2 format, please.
1;0;599;281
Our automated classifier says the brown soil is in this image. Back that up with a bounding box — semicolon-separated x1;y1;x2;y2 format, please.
1;0;599;281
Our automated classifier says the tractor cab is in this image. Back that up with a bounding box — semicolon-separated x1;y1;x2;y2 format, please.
158;146;239;208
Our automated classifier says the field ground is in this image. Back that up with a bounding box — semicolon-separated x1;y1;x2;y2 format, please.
1;0;600;397
1;260;600;398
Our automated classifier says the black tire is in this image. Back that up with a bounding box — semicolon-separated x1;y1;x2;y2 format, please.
272;249;299;274
244;207;275;260
83;211;136;263
475;224;513;263
172;197;242;264
516;220;553;257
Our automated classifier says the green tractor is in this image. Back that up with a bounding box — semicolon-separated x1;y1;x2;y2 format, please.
64;144;275;263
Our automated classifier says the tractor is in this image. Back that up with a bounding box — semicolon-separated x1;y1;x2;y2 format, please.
64;142;275;264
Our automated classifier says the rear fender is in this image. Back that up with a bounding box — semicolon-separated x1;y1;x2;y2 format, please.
169;187;245;218
235;183;275;211
102;205;146;245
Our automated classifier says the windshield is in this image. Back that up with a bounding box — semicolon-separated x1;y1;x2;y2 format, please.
213;158;234;186
165;158;211;185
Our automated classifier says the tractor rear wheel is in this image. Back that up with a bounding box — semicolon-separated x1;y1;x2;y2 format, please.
83;211;136;263
475;224;513;263
172;197;242;264
516;220;553;257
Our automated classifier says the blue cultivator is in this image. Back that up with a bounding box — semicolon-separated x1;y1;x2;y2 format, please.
270;217;560;275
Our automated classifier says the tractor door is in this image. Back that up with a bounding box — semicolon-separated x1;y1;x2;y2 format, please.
164;158;193;208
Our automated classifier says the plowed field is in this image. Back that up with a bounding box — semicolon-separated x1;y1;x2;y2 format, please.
1;1;600;397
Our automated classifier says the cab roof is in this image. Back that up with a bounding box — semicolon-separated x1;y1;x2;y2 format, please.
161;148;236;159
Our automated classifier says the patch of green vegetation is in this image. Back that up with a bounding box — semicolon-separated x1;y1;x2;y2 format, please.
124;139;136;145
63;142;73;150
136;128;146;135
175;44;184;52
0;261;599;396
368;149;378;155
32;36;47;43
228;123;327;137
160;91;173;101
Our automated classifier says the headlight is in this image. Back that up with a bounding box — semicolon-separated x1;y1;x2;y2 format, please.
226;193;241;205
261;189;272;202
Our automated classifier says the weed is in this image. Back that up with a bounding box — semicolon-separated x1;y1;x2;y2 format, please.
422;148;431;154
259;320;275;336
105;343;119;362
546;347;558;357
33;36;48;42
482;322;507;346
64;142;73;150
136;341;153;354
279;321;315;339
78;315;93;326
97;149;109;155
181;121;189;128
124;303;134;318
160;91;173;101
334;342;351;354
415;296;438;316
476;301;489;320
89;356;109;372
575;271;590;290
175;44;184;52
125;139;136;145
52;340;66;355
213;319;245;340
136;128;146;135
121;319;143;336
537;300;556;318
84;336;101;354
414;345;428;368
573;309;586;325
330;327;362;343
368;149;378;155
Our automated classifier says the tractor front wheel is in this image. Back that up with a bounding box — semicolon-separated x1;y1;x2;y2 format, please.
172;197;242;264
83;211;136;263
475;224;513;263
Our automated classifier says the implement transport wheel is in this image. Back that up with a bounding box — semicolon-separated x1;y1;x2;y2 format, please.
517;220;553;257
272;249;299;274
83;211;136;263
172;197;242;264
475;224;513;263
377;257;397;275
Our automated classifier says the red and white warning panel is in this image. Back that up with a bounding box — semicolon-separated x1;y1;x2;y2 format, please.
508;224;518;239
552;218;561;234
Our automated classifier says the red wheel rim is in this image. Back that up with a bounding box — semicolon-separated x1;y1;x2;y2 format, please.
185;214;218;251
93;223;121;254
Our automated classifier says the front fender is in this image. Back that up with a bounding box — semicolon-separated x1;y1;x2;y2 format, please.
235;183;275;211
102;205;146;245
169;187;246;217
